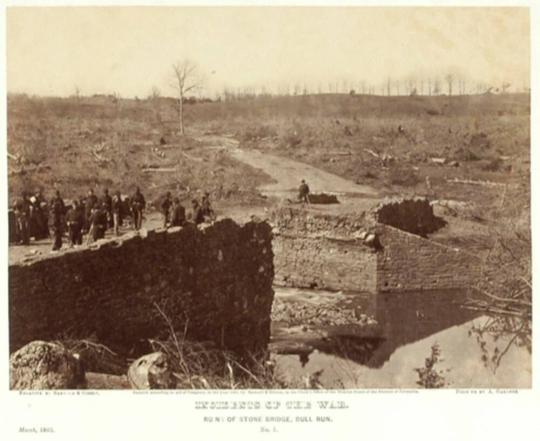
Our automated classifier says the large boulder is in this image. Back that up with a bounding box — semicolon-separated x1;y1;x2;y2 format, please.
10;341;86;390
127;352;176;389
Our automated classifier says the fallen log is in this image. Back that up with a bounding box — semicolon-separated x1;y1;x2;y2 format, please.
446;178;506;187
7;151;20;161
430;157;447;165
142;167;177;173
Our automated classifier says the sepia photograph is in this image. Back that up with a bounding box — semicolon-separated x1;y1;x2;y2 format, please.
5;5;532;394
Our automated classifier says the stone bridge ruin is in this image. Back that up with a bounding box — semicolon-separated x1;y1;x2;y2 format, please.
9;219;275;357
272;198;480;293
9;197;480;360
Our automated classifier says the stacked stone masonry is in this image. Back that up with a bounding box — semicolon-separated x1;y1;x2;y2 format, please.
375;224;481;292
271;200;480;293
9;219;275;357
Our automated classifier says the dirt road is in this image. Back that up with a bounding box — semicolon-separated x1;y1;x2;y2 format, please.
200;135;381;216
196;134;380;201
226;141;379;200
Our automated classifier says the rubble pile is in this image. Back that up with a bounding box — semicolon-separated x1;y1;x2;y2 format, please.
371;197;447;237
271;299;376;328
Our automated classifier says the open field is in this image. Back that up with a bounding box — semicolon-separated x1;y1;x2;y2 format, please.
8;92;530;239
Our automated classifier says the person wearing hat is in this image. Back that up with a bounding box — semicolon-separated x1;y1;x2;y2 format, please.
170;198;186;227
33;188;49;239
201;191;215;221
160;191;173;228
84;189;98;233
14;192;31;245
50;190;66;251
131;186;146;230
88;202;108;243
298;179;310;204
191;199;204;225
111;190;123;236
101;188;113;229
66;199;84;246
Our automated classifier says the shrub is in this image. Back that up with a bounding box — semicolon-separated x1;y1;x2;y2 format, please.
414;343;449;388
481;157;504;172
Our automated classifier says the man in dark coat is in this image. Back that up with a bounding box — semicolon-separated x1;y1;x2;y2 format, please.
191;199;204;225
161;191;173;228
131;187;146;230
66;200;84;246
14;192;31;245
298;179;310;204
169;198;186;227
33;189;49;239
50;190;66;251
111;191;123;236
84;189;98;233
88;203;108;243
101;188;113;229
201;192;215;221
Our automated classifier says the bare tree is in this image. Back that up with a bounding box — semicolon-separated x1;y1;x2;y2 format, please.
406;78;415;96
171;60;203;136
150;86;161;100
148;86;162;125
433;78;441;95
387;78;392;96
445;73;454;96
459;78;467;95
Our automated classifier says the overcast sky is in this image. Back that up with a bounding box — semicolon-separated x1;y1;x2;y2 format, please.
6;7;530;97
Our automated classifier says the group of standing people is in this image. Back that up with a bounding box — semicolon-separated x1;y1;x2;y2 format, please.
160;191;215;228
57;186;147;250
11;186;147;251
11;186;216;252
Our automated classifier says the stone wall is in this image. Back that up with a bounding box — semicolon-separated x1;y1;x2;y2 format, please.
271;207;378;292
9;219;274;357
273;234;378;292
372;198;447;237
375;224;481;292
271;206;371;239
271;202;480;293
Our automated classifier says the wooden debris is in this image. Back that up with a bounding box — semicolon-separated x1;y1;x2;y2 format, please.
446;178;506;187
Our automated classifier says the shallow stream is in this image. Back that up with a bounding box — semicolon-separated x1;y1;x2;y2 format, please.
271;288;531;388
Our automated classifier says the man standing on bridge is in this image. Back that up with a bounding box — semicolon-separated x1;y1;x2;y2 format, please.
101;188;113;230
298;179;310;204
84;189;98;233
111;190;123;236
161;191;173;228
201;191;215;221
89;202;108;242
131;186;146;230
170;198;186;227
191;199;204;225
50;190;66;251
66;199;84;246
14;192;31;245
